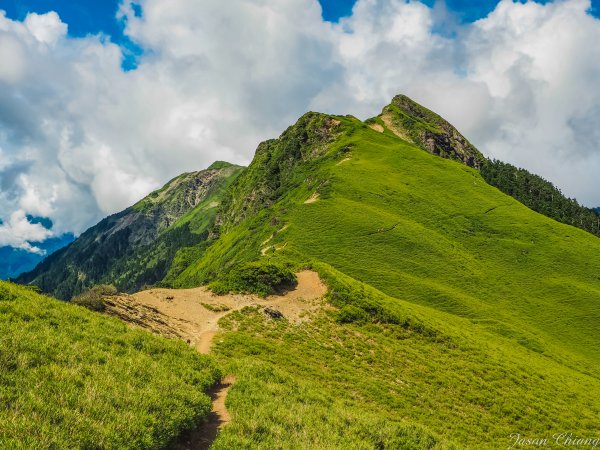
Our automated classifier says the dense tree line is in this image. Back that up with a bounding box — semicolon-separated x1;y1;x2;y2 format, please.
481;159;600;237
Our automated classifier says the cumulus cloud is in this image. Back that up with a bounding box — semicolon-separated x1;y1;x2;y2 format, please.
24;11;67;45
0;0;600;253
0;209;52;253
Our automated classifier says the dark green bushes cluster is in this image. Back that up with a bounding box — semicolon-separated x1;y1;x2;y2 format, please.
210;262;297;297
481;159;600;236
71;284;118;311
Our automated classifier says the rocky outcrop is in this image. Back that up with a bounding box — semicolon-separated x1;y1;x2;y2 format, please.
103;295;187;340
376;95;485;169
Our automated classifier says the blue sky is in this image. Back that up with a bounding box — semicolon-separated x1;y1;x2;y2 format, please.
322;0;600;22
4;1;598;42
1;0;598;69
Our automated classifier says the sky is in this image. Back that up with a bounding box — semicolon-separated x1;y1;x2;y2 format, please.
1;0;600;256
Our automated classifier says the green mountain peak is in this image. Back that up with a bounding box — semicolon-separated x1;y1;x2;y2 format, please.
208;160;237;170
371;93;486;169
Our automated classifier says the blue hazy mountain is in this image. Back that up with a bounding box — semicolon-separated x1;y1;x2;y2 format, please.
0;215;75;280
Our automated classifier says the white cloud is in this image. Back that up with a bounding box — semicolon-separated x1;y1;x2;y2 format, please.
0;209;51;253
1;0;600;253
24;11;67;45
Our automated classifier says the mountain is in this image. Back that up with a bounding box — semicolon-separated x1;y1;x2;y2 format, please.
166;104;600;446
21;96;600;298
17;162;243;299
13;95;600;447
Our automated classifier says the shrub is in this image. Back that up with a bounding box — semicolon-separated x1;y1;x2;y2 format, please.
210;262;297;297
71;284;118;312
337;305;369;324
201;302;231;312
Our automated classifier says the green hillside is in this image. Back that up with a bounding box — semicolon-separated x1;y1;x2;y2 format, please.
174;108;600;372
17;163;243;299
167;110;600;447
0;281;219;448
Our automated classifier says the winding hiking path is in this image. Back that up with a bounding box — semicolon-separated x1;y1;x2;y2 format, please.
104;271;327;448
174;375;236;450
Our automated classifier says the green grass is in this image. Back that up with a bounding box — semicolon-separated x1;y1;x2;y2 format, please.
281;124;600;374
0;281;220;449
8;105;600;447
209;294;600;449
172;113;600;447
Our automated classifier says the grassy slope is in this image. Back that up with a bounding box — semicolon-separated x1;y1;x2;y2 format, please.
283;125;600;372
174;116;600;447
0;281;220;449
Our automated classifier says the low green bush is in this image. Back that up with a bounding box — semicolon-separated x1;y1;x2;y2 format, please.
210;262;297;297
71;284;118;311
336;304;369;324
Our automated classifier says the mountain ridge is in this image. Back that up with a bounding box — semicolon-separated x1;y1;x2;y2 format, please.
17;163;243;298
18;94;600;298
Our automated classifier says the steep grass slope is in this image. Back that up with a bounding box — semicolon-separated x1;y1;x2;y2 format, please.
170;112;600;447
0;281;220;448
177;113;600;373
17;162;243;299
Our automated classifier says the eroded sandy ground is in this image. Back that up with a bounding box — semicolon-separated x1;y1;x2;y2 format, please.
104;271;327;354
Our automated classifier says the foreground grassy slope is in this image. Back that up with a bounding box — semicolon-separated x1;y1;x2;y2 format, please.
0;281;220;449
210;284;600;448
171;113;600;446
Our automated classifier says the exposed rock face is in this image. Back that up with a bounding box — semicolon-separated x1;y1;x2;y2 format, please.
17;163;243;299
103;295;187;340
377;95;485;169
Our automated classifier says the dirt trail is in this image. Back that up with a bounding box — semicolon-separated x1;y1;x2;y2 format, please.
174;375;236;450
105;271;326;448
105;270;327;353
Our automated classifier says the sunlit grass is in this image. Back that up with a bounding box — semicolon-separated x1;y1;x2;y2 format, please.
0;282;220;449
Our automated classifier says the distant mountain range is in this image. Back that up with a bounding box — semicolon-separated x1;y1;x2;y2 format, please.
0;217;74;280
